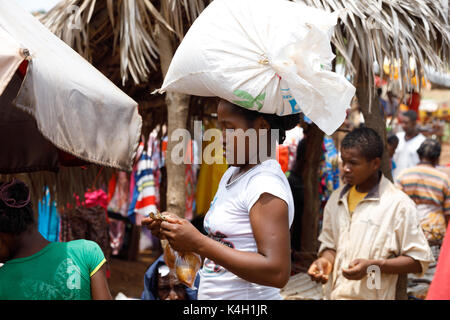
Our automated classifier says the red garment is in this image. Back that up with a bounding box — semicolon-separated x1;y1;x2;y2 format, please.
277;145;289;173
407;92;421;119
427;225;450;300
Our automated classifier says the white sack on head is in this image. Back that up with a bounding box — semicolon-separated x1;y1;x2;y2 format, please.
157;0;356;135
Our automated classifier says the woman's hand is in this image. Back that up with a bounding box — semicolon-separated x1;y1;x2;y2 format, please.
141;211;181;239
160;216;205;253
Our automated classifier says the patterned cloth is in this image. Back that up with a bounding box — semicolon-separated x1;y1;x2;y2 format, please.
59;206;111;267
396;164;450;243
129;150;158;225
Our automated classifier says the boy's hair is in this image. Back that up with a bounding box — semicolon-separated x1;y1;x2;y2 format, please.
402;110;418;122
341;127;384;161
417;138;441;162
0;179;34;234
387;133;399;146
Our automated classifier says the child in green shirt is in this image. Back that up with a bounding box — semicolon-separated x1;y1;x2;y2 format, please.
0;179;112;300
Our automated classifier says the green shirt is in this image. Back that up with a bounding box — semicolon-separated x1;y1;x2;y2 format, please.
0;239;106;300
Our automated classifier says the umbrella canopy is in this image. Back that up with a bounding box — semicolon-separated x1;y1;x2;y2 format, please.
0;0;142;173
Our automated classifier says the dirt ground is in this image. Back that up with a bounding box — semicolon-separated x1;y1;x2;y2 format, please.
107;142;450;299
108;249;160;299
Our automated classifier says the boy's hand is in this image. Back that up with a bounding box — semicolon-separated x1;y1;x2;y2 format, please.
342;259;374;280
307;257;333;284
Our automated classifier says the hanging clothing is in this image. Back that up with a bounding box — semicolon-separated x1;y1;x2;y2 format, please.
38;187;60;242
185;140;197;220
109;218;126;256
195;127;228;216
107;171;130;217
283;125;304;171
276;145;289;173
128;150;158;226
59;189;111;268
319;135;340;209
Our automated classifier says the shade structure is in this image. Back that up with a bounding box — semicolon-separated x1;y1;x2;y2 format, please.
0;0;142;173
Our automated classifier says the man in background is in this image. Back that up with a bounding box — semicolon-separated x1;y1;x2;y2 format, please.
393;110;426;178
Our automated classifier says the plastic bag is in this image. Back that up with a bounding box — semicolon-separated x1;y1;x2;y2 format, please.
152;212;202;289
161;240;201;289
156;0;355;136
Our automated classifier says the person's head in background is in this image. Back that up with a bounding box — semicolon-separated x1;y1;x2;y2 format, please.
157;264;187;300
401;110;419;137
387;134;399;158
0;179;35;263
417;138;441;167
340;127;383;191
217;99;300;167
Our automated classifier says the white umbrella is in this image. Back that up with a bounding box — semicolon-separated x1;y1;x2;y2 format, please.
0;0;142;173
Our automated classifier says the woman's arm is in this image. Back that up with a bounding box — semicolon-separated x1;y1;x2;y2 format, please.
90;264;113;300
160;192;291;288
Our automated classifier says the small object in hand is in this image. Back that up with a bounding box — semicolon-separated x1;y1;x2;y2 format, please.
149;210;166;221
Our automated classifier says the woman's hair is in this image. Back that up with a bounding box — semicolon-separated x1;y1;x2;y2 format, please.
341;127;384;161
417;138;441;162
0;179;34;234
228;102;300;143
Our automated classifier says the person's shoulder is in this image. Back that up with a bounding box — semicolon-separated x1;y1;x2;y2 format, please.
248;160;287;183
429;166;450;181
326;184;347;204
396;131;405;139
66;239;101;252
381;177;415;205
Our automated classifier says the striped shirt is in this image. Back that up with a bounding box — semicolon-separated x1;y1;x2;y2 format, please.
396;164;450;242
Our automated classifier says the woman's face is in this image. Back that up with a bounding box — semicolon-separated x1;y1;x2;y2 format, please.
217;100;264;167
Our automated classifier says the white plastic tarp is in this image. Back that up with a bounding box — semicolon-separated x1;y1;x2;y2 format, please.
0;0;142;171
0;26;23;96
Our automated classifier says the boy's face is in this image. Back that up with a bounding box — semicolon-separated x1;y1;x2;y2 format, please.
341;147;381;187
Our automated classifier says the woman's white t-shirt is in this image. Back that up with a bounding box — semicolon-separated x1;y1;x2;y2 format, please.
198;159;294;300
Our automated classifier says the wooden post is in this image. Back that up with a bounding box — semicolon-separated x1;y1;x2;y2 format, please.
156;25;190;218
299;123;324;267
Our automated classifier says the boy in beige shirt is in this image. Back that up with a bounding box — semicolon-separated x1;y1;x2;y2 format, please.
308;127;433;300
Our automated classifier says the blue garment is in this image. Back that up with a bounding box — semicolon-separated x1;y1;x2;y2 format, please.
38;187;60;242
141;255;199;300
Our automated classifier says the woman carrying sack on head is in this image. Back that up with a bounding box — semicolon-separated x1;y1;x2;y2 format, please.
144;0;356;300
144;99;298;299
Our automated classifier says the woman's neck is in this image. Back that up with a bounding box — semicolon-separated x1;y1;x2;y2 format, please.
11;227;50;260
